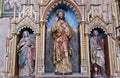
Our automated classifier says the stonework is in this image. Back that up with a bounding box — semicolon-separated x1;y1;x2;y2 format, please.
0;0;119;78
0;18;10;70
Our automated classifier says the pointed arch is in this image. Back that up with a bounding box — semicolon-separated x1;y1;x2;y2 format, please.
43;0;82;22
89;26;108;35
16;17;38;35
16;25;35;35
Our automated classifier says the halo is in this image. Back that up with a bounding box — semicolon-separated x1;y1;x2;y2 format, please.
55;9;65;16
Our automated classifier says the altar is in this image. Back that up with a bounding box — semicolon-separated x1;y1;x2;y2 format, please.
36;73;89;78
4;0;115;78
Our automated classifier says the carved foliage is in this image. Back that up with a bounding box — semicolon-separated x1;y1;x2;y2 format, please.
16;17;38;34
87;16;108;34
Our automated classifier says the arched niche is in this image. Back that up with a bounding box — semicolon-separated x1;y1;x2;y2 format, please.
89;27;111;77
14;27;36;76
17;27;35;40
43;0;82;22
45;2;81;73
10;15;40;76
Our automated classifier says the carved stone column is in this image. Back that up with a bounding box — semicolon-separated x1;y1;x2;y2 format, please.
35;32;40;76
37;21;45;75
85;33;90;76
7;37;13;77
107;33;114;76
11;33;17;76
80;20;90;76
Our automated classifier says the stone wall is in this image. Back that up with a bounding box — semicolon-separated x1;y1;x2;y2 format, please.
0;18;10;75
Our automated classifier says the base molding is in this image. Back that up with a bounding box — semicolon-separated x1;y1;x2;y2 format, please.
36;73;90;78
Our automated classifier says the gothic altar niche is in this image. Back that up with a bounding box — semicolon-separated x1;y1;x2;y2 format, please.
89;28;108;78
17;28;36;76
3;0;115;77
45;3;80;74
4;2;41;77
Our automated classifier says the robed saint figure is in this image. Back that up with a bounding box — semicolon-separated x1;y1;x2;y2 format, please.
52;9;73;75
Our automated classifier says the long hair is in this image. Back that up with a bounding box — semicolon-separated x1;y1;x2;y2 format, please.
22;30;30;38
93;30;99;36
55;9;66;21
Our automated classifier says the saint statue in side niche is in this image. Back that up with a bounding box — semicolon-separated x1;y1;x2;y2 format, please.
52;9;73;75
17;31;36;76
90;30;106;77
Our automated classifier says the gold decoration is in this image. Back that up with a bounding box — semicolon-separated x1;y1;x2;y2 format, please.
87;16;108;34
42;0;81;22
4;0;115;77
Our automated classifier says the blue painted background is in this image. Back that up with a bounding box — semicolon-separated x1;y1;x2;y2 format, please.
46;3;79;28
45;3;80;73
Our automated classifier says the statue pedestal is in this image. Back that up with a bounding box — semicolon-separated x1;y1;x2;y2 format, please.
36;73;90;78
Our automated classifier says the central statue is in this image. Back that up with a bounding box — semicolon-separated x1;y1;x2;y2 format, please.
52;9;73;75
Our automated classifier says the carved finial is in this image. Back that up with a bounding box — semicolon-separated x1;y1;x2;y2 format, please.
25;0;31;4
13;2;16;20
12;1;17;24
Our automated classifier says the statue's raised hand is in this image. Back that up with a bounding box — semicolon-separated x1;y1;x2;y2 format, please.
55;16;58;21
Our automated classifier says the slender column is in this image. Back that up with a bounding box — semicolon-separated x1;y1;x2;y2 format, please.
8;38;13;76
80;21;85;71
107;34;114;76
42;22;45;74
80;21;90;75
9;37;14;75
35;32;40;76
11;24;16;76
37;21;45;75
11;34;17;76
37;25;43;75
13;2;16;23
85;33;90;76
41;21;46;74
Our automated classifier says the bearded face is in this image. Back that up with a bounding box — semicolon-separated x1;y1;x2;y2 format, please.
58;12;64;20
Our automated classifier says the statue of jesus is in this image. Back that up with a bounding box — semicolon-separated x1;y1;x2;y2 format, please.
52;9;73;75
